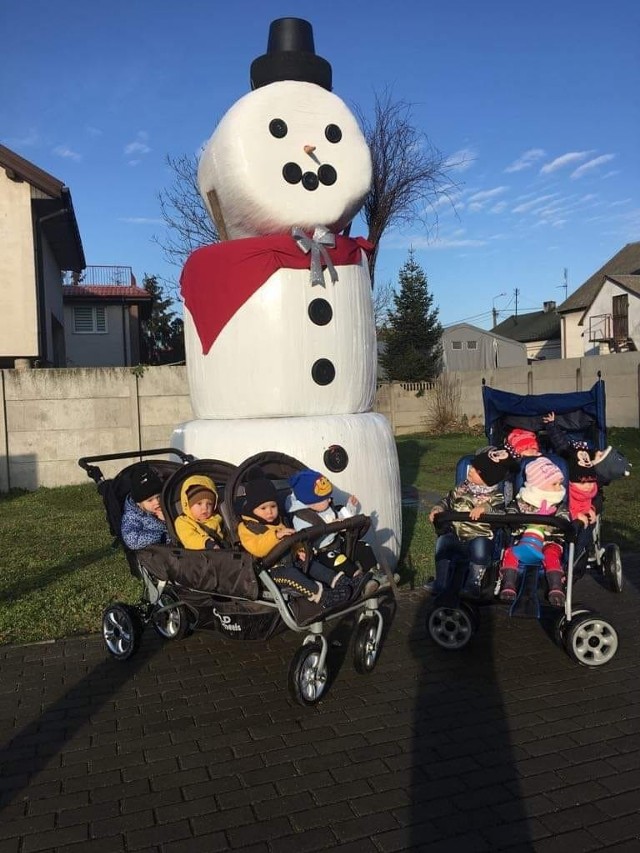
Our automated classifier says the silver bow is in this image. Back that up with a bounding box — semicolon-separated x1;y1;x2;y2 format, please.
292;227;339;287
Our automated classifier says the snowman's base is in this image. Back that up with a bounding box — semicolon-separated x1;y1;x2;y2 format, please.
171;412;401;568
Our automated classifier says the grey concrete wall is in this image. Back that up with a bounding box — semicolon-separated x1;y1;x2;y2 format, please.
1;353;639;491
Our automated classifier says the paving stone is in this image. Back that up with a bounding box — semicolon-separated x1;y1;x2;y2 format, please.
1;573;640;853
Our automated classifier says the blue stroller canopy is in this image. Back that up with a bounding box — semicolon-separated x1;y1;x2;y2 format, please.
482;379;607;450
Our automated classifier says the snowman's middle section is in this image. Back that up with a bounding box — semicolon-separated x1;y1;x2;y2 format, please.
184;256;377;420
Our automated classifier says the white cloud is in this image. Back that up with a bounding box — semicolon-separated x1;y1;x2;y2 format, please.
504;148;546;173
445;148;476;172
512;193;560;214
490;202;508;214
540;151;590;175
53;145;82;161
119;217;163;225
85;126;102;137
124;131;151;162
570;154;615;179
467;186;509;204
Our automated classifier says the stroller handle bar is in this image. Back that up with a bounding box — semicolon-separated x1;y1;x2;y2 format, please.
78;448;195;484
432;511;579;542
258;514;371;570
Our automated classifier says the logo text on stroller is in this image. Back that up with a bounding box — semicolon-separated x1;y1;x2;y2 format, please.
212;608;242;632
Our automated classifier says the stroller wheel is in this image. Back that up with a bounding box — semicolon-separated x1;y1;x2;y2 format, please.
553;608;590;646
565;611;619;667
603;544;624;593
427;603;478;650
152;591;190;641
102;603;142;661
289;641;328;706
353;615;382;674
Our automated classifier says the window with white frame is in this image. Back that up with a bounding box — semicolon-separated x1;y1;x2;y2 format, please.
451;341;462;350
73;305;107;334
466;340;477;350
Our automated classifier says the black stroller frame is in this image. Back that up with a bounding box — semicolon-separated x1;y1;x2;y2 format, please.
79;448;394;705
425;378;623;668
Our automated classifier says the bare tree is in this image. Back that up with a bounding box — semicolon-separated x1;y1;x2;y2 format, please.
353;88;458;286
372;278;395;331
153;154;218;270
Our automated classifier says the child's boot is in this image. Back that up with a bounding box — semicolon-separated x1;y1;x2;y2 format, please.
546;571;566;607
499;569;519;603
319;582;353;611
463;563;485;597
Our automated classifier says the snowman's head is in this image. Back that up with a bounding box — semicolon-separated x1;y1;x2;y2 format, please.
198;80;372;240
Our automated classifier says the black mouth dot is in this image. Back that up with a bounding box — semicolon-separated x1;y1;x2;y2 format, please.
283;162;302;184
302;172;319;191
318;165;337;186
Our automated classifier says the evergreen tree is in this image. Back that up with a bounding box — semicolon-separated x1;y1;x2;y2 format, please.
140;275;185;365
380;250;443;381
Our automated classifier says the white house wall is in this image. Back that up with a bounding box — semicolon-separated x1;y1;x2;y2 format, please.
0;172;38;359
64;303;128;367
562;313;584;359
584;279;640;355
525;339;562;360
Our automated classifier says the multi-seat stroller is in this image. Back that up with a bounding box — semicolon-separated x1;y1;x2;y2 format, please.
426;378;624;667
78;448;394;705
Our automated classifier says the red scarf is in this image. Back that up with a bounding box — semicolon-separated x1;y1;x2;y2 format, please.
180;233;373;354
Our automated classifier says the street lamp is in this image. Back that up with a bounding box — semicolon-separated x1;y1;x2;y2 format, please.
492;292;507;327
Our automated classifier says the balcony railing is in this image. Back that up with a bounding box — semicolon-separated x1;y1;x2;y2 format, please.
65;266;137;287
588;313;611;342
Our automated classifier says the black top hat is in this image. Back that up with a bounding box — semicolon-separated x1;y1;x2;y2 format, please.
250;18;332;91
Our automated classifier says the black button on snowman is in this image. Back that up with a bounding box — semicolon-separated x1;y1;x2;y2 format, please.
174;18;402;567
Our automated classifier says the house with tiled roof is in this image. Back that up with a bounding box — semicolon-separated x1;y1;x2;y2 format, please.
492;301;561;361
1;144;151;368
62;266;151;367
557;242;640;357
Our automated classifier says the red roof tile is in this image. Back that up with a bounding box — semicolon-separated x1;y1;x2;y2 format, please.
62;285;151;300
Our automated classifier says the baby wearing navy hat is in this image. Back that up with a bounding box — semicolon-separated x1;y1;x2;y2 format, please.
120;463;171;551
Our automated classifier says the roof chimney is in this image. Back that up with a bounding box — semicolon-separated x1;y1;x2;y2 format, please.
543;300;556;313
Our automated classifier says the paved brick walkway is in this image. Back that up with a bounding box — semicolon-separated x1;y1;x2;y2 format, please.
1;559;639;852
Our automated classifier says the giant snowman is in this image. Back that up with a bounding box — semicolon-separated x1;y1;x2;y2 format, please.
172;18;402;566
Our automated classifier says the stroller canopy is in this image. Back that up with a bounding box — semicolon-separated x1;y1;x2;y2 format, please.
482;379;607;450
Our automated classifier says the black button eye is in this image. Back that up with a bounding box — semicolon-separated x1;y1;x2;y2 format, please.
269;118;288;138
302;172;319;191
325;124;342;143
318;165;337;186
283;162;302;184
324;445;348;472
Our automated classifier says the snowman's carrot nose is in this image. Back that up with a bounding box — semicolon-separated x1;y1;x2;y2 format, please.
304;145;316;155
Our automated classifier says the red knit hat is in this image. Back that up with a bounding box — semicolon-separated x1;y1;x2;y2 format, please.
506;428;540;458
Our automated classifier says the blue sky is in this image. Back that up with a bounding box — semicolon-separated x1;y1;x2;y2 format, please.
2;0;638;328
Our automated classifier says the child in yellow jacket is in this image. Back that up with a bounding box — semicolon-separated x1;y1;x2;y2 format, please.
237;467;353;610
175;475;226;550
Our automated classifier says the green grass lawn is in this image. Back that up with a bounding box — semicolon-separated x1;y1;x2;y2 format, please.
1;428;638;646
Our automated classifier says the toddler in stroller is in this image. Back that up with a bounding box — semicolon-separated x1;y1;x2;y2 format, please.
79;447;393;705
428;448;518;599
425;378;623;667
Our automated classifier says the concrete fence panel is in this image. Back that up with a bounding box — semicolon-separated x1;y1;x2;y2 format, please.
1;353;639;491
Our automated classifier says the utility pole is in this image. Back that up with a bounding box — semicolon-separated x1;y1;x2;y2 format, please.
514;287;519;317
492;292;506;327
558;267;568;302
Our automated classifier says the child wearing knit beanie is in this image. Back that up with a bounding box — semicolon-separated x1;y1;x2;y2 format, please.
499;456;569;607
505;428;541;459
237;467;356;611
